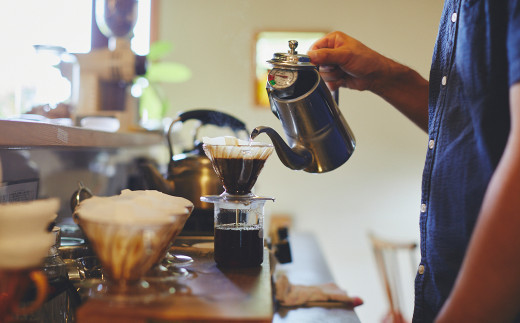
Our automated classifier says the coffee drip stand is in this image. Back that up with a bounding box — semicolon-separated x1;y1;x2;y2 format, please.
200;141;274;267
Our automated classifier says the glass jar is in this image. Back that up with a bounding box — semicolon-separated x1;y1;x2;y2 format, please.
203;196;273;268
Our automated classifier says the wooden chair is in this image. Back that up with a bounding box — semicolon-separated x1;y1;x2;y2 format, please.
369;232;418;323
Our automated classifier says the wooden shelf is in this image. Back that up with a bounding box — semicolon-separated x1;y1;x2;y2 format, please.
0;120;164;148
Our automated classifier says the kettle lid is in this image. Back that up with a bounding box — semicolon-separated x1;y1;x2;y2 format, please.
267;40;315;68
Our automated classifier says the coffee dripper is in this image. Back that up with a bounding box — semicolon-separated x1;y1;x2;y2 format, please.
200;137;274;267
251;40;356;173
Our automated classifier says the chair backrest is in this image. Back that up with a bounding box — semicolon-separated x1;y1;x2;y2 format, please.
369;232;418;323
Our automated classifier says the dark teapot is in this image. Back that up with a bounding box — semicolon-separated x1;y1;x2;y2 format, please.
139;109;248;211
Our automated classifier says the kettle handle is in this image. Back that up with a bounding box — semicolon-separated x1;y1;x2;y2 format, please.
166;109;248;160
177;109;247;132
315;64;339;105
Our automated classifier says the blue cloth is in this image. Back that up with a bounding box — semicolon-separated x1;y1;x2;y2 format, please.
413;1;520;321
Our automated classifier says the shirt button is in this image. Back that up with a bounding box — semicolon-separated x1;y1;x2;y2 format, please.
441;76;447;86
451;12;457;22
418;265;425;275
420;203;427;213
428;139;435;149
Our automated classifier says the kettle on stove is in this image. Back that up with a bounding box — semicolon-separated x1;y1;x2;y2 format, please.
251;40;356;173
139;109;248;211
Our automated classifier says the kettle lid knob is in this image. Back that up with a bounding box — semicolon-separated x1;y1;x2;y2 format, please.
288;40;298;55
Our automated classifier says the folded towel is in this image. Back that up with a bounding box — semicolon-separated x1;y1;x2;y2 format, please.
274;271;363;307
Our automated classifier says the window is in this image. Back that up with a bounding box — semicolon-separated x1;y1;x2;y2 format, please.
0;0;151;119
0;0;150;54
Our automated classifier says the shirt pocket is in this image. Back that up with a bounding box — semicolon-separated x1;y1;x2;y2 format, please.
454;0;488;99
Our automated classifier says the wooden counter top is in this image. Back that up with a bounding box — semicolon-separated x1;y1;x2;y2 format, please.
76;234;360;323
0;120;163;148
76;237;273;322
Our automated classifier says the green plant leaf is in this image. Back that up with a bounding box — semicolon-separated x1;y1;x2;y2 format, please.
146;62;191;83
139;85;164;120
147;41;173;62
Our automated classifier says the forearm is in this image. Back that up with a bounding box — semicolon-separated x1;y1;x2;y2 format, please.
370;59;429;132
436;84;520;322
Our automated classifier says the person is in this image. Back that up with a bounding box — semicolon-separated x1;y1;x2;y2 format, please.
307;1;520;322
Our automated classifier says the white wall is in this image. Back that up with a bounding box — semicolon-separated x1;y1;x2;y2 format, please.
157;1;444;322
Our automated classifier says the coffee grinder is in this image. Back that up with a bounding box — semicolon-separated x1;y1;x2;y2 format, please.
200;137;274;268
75;0;146;131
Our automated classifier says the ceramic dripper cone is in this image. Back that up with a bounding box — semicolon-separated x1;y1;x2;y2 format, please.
202;136;274;196
75;190;193;283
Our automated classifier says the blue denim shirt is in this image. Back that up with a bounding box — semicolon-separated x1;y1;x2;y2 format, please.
413;1;520;321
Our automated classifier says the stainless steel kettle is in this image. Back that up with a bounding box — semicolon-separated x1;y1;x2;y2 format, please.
251;40;356;173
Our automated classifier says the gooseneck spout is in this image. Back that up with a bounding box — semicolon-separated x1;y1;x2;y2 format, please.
251;126;312;171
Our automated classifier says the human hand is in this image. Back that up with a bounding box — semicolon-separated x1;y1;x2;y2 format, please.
309;31;429;131
308;31;390;92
